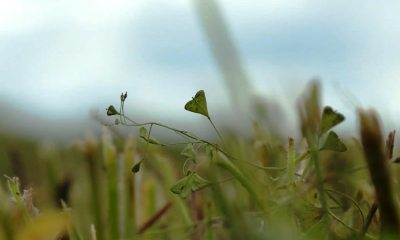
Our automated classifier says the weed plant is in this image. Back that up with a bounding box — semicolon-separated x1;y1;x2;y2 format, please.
0;82;399;239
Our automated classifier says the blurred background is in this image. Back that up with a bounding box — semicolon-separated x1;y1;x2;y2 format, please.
1;0;400;142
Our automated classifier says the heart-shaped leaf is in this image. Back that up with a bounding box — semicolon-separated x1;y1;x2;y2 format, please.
320;131;347;152
191;173;210;191
184;90;209;118
131;161;142;173
170;171;210;198
107;105;119;116
170;173;193;198
319;106;345;135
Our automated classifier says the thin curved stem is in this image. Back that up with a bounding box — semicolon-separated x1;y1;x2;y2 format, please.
328;210;358;232
324;188;365;225
121;114;202;142
208;117;223;143
244;161;286;171
327;210;376;239
165;141;203;146
360;202;378;238
119;114;235;162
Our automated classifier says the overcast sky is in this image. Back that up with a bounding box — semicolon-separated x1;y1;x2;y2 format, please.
1;0;400;139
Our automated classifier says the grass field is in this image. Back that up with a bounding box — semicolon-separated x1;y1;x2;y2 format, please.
0;82;399;240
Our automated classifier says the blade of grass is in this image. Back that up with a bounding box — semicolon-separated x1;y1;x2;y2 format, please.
102;129;119;240
359;110;400;236
138;202;172;234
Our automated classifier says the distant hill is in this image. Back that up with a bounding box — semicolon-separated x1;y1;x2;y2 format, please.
0;99;93;143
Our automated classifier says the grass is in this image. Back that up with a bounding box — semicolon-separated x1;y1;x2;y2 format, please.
0;83;399;239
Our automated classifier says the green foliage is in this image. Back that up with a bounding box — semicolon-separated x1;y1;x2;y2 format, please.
170;171;210;198
320;131;347;152
131;161;142;173
180;143;196;162
184;90;209;118
2;84;395;240
106;105;119;116
319;106;345;136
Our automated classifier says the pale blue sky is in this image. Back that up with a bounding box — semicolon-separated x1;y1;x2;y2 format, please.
1;0;400;139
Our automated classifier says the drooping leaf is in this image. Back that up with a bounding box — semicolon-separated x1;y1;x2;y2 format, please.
107;105;119;116
132;161;142;173
170;173;193;198
184;90;209;118
319;106;345;135
170;171;210;198
181;143;196;162
320;131;347;152
191;173;211;191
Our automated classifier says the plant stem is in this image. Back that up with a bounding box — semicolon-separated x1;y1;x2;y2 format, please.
287;138;295;186
138;202;172;234
121;114;229;157
359;110;400;236
324;188;365;225
121;113;267;211
360;202;378;238
310;147;328;214
87;156;104;240
207;117;223;143
216;154;265;211
102;133;119;240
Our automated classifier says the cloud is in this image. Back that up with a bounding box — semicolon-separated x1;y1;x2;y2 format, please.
1;0;400;138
